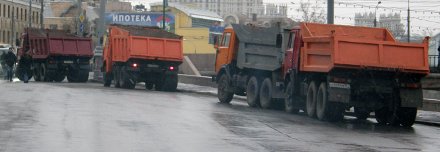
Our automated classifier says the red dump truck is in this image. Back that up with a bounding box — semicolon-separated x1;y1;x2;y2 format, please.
214;23;429;127
16;28;93;82
102;25;183;91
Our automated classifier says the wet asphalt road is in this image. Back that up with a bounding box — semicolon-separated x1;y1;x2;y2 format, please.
1;80;440;152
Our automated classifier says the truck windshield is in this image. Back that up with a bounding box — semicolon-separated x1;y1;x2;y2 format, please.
221;33;231;47
288;32;296;49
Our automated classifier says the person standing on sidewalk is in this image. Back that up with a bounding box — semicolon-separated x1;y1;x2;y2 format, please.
437;44;440;71
1;52;7;80
4;48;17;82
18;52;32;83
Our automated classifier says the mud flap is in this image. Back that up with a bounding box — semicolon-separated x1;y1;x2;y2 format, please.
400;88;423;108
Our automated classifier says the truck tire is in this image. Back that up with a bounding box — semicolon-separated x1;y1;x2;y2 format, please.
33;63;41;81
285;81;299;114
120;67;135;89
354;107;370;120
40;63;50;82
162;73;178;92
113;66;121;88
246;76;260;107
217;74;234;104
375;107;389;125
397;107;417;127
67;68;87;83
103;72;112;87
78;70;89;82
316;82;344;121
259;78;273;109
53;73;65;82
155;80;164;91
145;83;154;90
316;82;328;120
306;81;317;118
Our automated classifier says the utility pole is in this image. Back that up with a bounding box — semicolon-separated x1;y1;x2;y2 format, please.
40;0;44;29
327;0;334;24
97;0;107;46
28;0;32;28
77;0;82;36
162;0;167;30
12;0;15;47
407;0;410;42
374;1;381;27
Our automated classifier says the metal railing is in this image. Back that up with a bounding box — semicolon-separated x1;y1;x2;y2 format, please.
429;55;439;73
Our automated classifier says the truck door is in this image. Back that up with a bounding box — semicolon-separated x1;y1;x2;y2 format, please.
215;32;233;73
283;31;297;74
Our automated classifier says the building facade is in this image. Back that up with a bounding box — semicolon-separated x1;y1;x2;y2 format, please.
355;12;405;38
151;2;223;54
0;0;42;45
167;0;287;20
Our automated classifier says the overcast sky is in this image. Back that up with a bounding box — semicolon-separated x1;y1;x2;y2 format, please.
125;0;440;36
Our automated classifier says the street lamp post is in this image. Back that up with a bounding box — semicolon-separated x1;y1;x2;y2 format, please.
374;1;381;27
407;0;410;42
163;0;167;30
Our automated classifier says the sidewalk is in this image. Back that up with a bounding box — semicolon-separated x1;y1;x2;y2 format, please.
177;83;440;126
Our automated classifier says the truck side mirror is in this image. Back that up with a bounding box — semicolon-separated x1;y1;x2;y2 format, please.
276;34;282;48
214;35;220;49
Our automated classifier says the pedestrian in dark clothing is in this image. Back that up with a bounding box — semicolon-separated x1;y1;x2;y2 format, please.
1;52;7;80
437;44;440;71
4;48;17;82
19;53;32;83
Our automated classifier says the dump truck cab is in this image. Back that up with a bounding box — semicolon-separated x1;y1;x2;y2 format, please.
214;28;236;75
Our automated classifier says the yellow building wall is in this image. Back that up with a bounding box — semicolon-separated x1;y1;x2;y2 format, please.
176;28;215;54
151;6;216;54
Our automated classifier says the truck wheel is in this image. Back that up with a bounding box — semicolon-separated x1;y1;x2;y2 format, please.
316;82;329;121
306;81;317;118
113;66;121;88
246;76;260;107
397;107;417;127
162;73;178;92
33;63;41;81
217;74;234;104
375;107;389;125
259;78;273;109
78;70;89;82
53;73;65;82
120;67;135;89
145;83;154;90
315;82;345;121
103;72;112;87
285;81;299;114
155;81;164;91
354;107;370;120
40;63;50;82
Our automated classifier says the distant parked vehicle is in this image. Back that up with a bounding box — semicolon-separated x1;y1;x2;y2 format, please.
0;44;11;54
16;28;94;82
0;44;12;76
102;25;183;91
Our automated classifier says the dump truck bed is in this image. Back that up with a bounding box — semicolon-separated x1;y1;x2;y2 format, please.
109;25;183;62
300;23;429;74
232;24;284;71
27;28;93;59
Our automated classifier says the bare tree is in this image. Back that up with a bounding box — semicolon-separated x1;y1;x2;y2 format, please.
390;23;405;39
297;0;326;23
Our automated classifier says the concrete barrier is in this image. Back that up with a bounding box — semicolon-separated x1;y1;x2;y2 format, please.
178;74;217;88
422;73;440;90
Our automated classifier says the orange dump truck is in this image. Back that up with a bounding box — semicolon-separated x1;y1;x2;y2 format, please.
214;23;429;126
102;25;183;91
